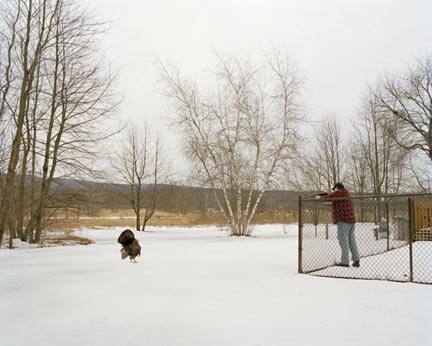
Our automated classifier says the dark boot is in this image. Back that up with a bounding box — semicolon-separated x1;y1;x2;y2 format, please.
353;260;360;267
335;263;349;267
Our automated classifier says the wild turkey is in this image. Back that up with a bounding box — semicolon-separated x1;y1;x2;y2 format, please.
117;229;141;263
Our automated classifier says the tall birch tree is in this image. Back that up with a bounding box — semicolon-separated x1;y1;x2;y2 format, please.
160;51;303;236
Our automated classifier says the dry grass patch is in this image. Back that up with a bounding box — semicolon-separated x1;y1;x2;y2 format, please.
46;209;298;230
42;229;94;247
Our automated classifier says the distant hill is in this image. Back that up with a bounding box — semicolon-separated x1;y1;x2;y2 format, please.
50;177;304;213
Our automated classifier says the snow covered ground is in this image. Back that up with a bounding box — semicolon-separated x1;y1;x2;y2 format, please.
1;225;431;346
302;223;407;271
301;223;432;283
312;242;432;282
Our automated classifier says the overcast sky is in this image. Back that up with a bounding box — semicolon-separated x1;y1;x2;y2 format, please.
88;0;431;174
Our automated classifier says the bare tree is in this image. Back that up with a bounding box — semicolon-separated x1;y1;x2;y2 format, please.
408;153;432;192
287;116;345;194
379;55;432;161
159;51;302;236
352;86;410;223
30;1;118;243
355;87;405;196
0;0;119;247
317;116;345;188
285;151;326;192
0;0;59;246
309;116;346;190
344;137;371;221
346;138;369;196
114;124;168;231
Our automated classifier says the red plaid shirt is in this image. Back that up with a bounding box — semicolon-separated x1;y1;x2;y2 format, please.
320;188;356;224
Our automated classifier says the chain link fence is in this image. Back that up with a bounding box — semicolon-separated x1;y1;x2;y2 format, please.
298;193;432;284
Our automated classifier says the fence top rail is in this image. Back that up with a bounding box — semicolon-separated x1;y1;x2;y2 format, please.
301;192;432;202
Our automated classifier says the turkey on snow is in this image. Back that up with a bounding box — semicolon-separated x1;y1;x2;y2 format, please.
117;229;141;263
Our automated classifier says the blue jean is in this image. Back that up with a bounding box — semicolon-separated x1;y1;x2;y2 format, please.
337;222;360;265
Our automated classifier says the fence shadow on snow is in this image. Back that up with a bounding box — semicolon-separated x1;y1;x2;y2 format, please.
298;193;432;284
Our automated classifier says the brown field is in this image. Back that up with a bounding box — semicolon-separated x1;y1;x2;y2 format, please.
45;209;299;230
2;229;94;249
43;231;94;246
1;210;298;248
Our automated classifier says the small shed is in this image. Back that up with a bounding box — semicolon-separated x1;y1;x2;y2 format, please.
415;203;432;241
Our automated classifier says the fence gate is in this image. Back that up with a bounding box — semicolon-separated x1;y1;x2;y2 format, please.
298;193;432;284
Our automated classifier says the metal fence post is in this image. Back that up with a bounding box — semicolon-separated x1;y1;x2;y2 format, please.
386;203;390;251
298;195;303;274
408;198;414;282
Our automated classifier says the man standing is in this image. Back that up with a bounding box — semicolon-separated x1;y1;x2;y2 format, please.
316;183;360;267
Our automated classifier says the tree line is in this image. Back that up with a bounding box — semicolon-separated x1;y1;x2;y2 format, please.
289;55;432;196
41;180;301;217
1;1;430;243
0;0;117;247
157;52;431;236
